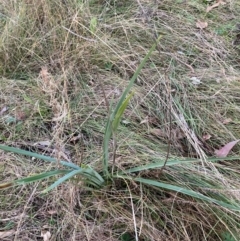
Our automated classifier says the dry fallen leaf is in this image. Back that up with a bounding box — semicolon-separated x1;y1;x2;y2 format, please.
70;134;82;143
0;182;14;189
150;128;185;140
140;116;158;125
52;110;68;122
0;230;15;238
203;134;212;141
150;129;165;137
215;140;240;157
47;210;57;215
34;141;51;147
206;0;226;12
40;66;50;84
0;106;8;116
41;230;51;241
222;118;232;124
16;111;27;121
140;116;149;124
196;20;208;29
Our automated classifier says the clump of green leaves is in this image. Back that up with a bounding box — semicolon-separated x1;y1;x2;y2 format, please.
0;36;162;192
0;35;240;214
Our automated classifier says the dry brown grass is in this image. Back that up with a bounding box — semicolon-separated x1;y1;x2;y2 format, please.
1;0;240;240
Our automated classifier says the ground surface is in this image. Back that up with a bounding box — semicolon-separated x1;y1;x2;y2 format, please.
0;0;240;240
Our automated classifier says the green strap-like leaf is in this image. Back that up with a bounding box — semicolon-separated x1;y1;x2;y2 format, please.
14;170;71;185
121;156;240;174
43;167;105;193
43;169;82;193
111;92;134;133
115;175;240;211
103;35;162;177
0;145;80;170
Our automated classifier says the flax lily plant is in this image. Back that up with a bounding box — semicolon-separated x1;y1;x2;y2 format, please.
0;35;240;211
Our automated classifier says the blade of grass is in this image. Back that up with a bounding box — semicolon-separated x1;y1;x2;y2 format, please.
116;175;240;211
111;92;134;133
81;168;105;185
103;35;163;177
43;169;83;193
121;156;240;174
112;35;162;117
0;170;71;190
0;145;80;170
43;168;105;193
15;170;71;185
0;145;104;190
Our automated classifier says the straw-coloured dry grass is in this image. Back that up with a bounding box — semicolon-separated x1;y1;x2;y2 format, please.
1;0;240;240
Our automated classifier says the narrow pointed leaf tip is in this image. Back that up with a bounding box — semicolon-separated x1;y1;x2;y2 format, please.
215;140;240;158
112;92;134;132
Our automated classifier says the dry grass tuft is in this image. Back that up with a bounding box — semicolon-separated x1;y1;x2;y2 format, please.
1;0;240;240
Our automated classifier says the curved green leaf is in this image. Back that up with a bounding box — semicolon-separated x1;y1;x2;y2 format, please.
43;169;82;193
43;168;105;193
14;170;71;185
121;156;240;174
111;92;134;133
103;35;162;177
116;175;240;211
0;145;80;170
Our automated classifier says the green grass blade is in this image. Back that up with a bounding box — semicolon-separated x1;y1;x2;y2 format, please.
122;159;190;174
112;35;162;117
90;17;97;34
0;145;104;191
0;169;76;190
43;169;82;193
0;145;80;170
112;92;134;132
14;170;71;185
103;35;162;177
103;116;112;177
122;156;240;174
116;175;240;211
78;166;105;186
82;168;105;186
43;168;105;193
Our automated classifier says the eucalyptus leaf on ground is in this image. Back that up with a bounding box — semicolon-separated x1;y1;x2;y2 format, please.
196;20;208;29
215;140;240;158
